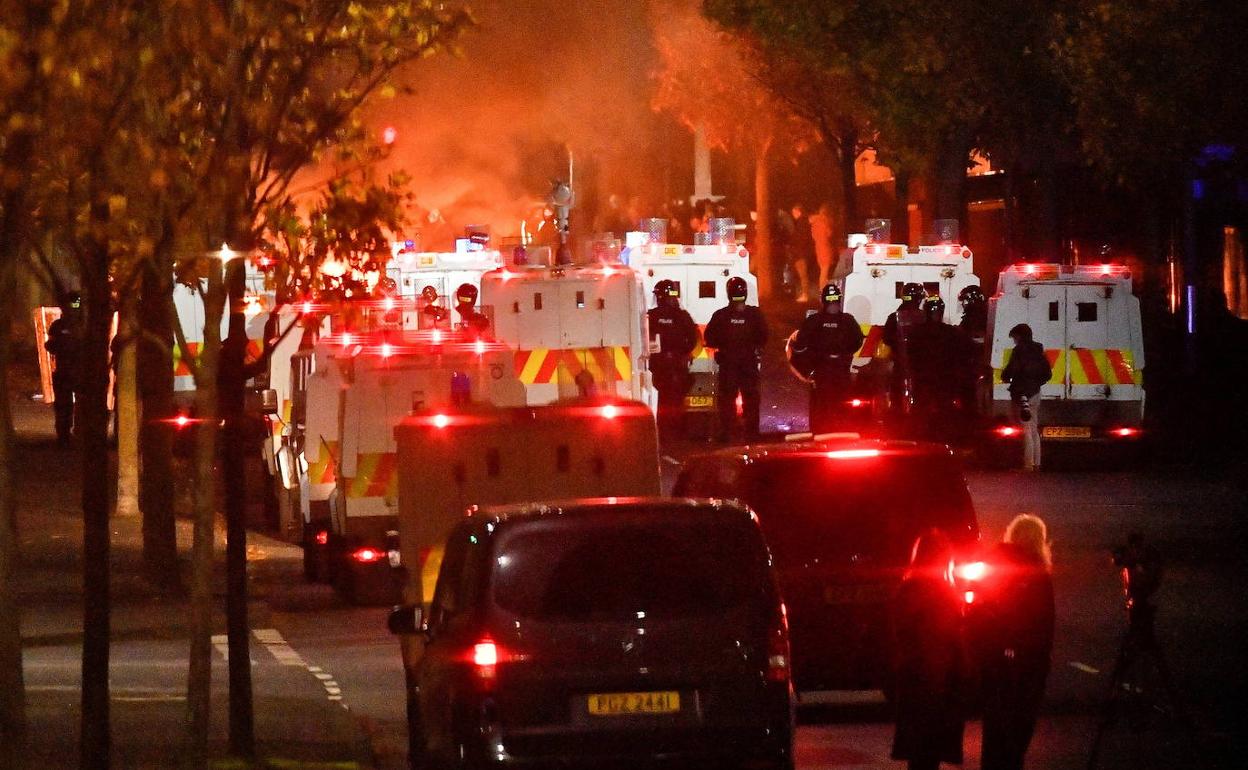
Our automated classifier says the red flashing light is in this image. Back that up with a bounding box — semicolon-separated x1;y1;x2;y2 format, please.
996;425;1020;438
1099;264;1114;276
301;301;313;315
314;530;329;546
826;448;880;460
431;329;443;345
352;547;382;564
382;297;396;312
380;343;393;358
341;332;354;348
848;398;865;408
1023;264;1038;275
174;415;191;428
474;339;486;355
600;404;619;420
1112;427;1139;438
964;590;976;605
432;414;450;429
382;126;398;145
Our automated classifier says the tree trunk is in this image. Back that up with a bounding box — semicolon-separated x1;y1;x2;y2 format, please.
934;134;973;238
115;293;140;519
754;136;775;299
80;249;114;770
222;263;254;758
837;122;860;245
185;266;225;768
0;245;28;770
893;170;911;245
138;257;179;589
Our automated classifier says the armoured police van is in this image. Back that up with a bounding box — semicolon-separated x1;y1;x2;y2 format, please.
295;331;527;599
842;243;980;370
626;240;759;416
481;264;657;410
988;263;1145;441
388;242;502;329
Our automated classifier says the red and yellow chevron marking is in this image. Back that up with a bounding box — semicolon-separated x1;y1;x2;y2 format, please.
993;348;1138;386
514;347;632;385
856;324;889;360
307;440;338;486
345;452;398;499
692;324;709;360
172;339;264;376
1070;348;1141;386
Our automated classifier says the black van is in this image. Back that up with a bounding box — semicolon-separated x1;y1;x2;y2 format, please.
391;497;795;769
673;440;980;693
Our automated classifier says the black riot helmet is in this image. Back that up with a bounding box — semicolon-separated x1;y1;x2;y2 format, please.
820;283;842;306
901;282;926;304
60;291;83;312
922;295;946;321
727;276;748;303
455;283;478;307
958;285;985;307
653;279;680;300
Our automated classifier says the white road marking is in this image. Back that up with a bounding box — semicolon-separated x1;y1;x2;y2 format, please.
253;628;308;667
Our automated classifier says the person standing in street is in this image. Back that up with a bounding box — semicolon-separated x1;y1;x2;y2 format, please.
704;277;768;442
45;292;84;445
999;323;1052;471
968;514;1056;770
647;280;700;439
883;282;928;415
790;283;864;434
809;203;836;290
956;286;989;416
790;204;814;302
891;529;967;770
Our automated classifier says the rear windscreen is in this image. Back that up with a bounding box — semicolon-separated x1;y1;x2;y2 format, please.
492;514;770;621
744;456;975;566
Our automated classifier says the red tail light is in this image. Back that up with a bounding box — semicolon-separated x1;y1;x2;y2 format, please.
314;530;329;546
964;590;976;604
995;425;1019;438
600;404;619;420
954;561;987;581
1112;427;1140;438
351;547;382;564
825;448;880;460
848;398;865;408
473;640;499;668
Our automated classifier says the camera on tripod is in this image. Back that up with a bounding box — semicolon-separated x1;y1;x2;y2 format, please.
1111;532;1163;622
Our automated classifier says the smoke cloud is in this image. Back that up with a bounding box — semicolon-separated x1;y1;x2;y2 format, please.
363;0;686;249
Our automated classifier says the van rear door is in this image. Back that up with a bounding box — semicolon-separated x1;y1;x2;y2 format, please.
1064;285;1112;400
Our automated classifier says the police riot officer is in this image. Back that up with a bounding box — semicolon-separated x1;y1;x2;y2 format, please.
883;282;927;413
647;280;700;438
704;277;768;442
907;296;962;418
44;292;83;445
419;285;449;328
790;283;864;434
453;283;491;340
957;285;989;415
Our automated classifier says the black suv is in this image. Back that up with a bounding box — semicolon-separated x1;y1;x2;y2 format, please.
391;497;795;769
673;439;979;693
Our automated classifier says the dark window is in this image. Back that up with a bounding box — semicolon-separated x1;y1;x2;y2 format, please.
486;448;501;477
533;292;542;311
699;281;716;298
1077;302;1098;322
492;515;769;621
737;455;977;566
894;282;905;299
923;282;940;298
575;290;586;308
555;445;570;472
1049;301;1060;321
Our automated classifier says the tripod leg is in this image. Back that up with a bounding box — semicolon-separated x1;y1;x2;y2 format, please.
1087;634;1134;770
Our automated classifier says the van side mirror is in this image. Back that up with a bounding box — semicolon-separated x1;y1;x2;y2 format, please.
387;604;424;635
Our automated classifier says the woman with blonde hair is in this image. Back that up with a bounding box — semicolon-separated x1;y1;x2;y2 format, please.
969;514;1055;770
